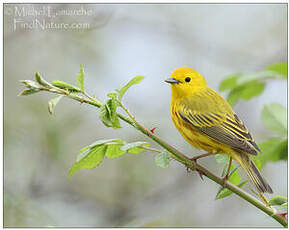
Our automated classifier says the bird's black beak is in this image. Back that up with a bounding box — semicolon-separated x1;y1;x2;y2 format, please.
165;78;180;84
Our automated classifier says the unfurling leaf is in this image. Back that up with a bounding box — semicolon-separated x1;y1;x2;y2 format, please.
51;80;82;92
35;72;51;87
118;76;144;101
98;99;121;129
76;64;84;91
155;152;171;168
48;95;63;115
20;80;41;89
98;104;113;127
107;91;118;99
261;103;287;136
106;99;121;128
100;75;144;128
269;195;288;206
18;89;40;96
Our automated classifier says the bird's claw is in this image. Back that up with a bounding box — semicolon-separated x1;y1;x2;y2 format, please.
197;170;204;180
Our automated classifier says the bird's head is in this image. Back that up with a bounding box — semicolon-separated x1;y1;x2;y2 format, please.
165;67;207;99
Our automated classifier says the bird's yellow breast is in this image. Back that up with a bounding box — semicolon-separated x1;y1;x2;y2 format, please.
170;101;233;155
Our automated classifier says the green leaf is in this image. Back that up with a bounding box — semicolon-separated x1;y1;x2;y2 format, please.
118;76;144;101
269;195;288;206
76;139;123;162
154;152;171;168
89;139;126;159
106;99;121;129
48;95;63;115
255;138;288;169
35;72;51;87
215;154;229;164
18;89;40;96
215;180;247;200
219;74;241;91
220;63;287;105
69;139;152;176
76;146;90;162
266;62;287;78
223;165;241;184
261;103;287;135
236;71;283;84
120;141;149;154
227;88;241;106
239;80;265;100
88;139;123;148
105;144;126;159
51;80;82;92
215;156;243;192
227;80;265;106
69;145;106;177
76;64;84;91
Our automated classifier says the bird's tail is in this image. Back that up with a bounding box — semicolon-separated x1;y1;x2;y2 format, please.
235;153;273;194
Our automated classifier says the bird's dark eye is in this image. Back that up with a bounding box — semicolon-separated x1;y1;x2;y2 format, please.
185;77;191;82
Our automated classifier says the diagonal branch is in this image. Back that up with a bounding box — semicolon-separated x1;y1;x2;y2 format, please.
27;86;288;227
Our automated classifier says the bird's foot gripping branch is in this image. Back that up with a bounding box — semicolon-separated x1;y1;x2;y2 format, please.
19;65;287;227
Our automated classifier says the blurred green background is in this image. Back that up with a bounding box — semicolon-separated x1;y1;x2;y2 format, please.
4;3;287;227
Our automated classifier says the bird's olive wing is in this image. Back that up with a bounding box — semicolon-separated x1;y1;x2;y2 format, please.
178;95;260;155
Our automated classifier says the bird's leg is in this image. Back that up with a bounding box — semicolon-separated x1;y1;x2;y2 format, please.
189;152;213;162
221;157;232;189
187;153;212;179
223;157;233;180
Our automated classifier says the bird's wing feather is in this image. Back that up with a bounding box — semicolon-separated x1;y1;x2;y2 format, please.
178;88;260;155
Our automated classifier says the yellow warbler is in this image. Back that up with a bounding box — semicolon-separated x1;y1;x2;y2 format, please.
165;67;273;194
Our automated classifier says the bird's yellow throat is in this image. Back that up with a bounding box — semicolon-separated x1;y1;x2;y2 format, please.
167;67;208;100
